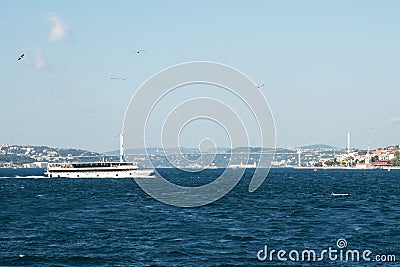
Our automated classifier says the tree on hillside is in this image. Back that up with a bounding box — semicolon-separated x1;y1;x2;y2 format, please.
324;160;335;166
390;151;400;166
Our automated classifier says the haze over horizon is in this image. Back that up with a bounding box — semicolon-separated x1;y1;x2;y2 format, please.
1;1;399;152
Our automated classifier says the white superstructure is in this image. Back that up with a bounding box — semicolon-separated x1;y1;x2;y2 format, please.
45;134;155;178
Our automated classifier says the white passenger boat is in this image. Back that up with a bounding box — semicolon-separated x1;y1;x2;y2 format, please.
45;134;155;178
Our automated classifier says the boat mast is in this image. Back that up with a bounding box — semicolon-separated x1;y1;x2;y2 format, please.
120;133;125;162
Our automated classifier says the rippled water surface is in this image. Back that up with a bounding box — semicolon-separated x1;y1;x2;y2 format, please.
0;168;399;266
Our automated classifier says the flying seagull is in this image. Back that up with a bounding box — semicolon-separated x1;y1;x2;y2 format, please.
110;77;126;80
133;49;147;54
17;53;24;61
256;84;264;89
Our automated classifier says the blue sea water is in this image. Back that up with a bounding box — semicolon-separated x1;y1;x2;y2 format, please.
0;168;399;266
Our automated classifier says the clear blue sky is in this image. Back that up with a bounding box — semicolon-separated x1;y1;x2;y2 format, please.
1;1;399;152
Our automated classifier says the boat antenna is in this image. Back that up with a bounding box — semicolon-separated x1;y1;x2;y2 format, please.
120;133;126;162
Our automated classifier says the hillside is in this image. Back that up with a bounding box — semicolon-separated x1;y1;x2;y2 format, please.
0;144;102;166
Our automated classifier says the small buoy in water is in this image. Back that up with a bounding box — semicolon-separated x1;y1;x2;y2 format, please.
19;254;25;258
331;193;351;197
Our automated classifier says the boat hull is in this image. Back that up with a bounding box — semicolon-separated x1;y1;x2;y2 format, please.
45;169;155;178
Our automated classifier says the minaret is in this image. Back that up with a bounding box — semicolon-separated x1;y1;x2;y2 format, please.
297;149;302;167
120;133;125;162
366;143;371;166
347;131;351;154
